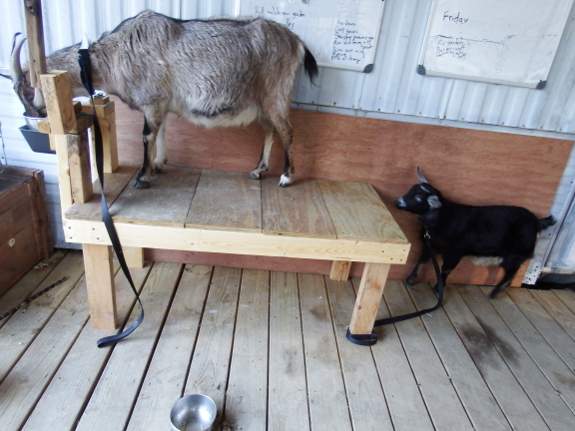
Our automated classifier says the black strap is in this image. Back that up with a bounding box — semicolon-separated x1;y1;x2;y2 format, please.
78;49;144;348
347;234;444;346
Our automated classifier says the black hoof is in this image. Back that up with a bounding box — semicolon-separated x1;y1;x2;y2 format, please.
134;179;150;189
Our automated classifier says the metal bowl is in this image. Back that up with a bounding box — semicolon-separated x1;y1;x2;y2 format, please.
170;394;217;431
24;115;45;131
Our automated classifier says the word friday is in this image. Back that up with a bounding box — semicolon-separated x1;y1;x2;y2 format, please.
443;11;469;24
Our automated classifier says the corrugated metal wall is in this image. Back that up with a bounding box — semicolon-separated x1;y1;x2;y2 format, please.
1;0;574;278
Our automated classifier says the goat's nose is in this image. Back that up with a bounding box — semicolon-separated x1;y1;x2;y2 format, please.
395;197;406;209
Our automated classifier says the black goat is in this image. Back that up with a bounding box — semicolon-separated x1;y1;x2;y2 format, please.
395;167;556;298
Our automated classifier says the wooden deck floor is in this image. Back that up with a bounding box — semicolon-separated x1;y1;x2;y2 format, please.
1;250;575;431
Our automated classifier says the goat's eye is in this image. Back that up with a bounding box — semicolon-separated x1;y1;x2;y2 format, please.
414;195;423;203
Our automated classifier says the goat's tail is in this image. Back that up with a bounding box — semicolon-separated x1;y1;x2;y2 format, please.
303;46;319;85
538;215;556;231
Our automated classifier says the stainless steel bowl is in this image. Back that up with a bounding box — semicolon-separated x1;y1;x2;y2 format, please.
24;115;44;131
170;394;217;431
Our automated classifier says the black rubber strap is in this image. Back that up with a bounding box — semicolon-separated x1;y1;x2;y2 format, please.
346;235;444;346
78;49;144;348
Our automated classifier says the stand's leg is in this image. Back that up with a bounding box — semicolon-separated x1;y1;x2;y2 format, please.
124;246;144;268
83;243;117;329
348;263;390;344
329;260;352;281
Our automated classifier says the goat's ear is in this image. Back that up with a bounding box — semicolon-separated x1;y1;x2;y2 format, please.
427;195;442;209
416;166;428;184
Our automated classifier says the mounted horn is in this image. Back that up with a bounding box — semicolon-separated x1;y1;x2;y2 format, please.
416;166;428;184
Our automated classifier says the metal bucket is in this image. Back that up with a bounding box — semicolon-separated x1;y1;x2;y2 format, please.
170;394;217;431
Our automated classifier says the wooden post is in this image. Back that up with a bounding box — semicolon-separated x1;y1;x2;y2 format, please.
329;260;352;281
349;263;391;335
83;244;117;329
124;246;145;269
41;71;92;209
23;0;47;89
84;97;119;175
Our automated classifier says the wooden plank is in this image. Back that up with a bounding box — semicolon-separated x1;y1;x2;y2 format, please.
349;262;390;335
224;269;270;431
441;284;550;430
23;0;47;89
384;281;475;431
83;244;116;329
41;71;76;135
457;284;574;431
530;289;575;341
123;246;144;268
64;165;139;221
54;134;73;212
406;282;512;431
75;262;182;431
299;273;352;431
109;166;201;227
64;219;410;264
268;271;310;431
184;267;241;428
67;131;93;204
480;286;575;416
0;251;85;382
329;260;352;281
506;288;575;379
186;170;262;232
0;250;66;327
362;279;434;431
19;263;150;431
318;179;408;244
262;177;336;238
324;276;394;431
126;265;212;431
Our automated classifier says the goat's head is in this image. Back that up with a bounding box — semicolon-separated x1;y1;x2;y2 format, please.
395;167;443;215
1;33;46;117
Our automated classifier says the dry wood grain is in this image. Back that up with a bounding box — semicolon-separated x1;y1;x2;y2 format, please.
186;170;262;232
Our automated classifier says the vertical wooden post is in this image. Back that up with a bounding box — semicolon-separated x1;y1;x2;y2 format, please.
349;263;391;335
41;71;93;210
124;246;145;269
83;244;117;329
23;0;47;89
329;260;352;281
84;97;119;175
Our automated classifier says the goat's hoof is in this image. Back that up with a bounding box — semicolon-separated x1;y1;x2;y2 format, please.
248;171;261;180
134;179;150;189
279;174;292;187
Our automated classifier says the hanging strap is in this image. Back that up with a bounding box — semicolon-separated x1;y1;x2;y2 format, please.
346;233;444;346
78;49;144;348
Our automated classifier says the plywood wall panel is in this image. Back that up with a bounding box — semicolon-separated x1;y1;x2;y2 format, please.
113;98;573;285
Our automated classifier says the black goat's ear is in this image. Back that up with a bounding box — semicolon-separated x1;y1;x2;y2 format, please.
427;195;442;209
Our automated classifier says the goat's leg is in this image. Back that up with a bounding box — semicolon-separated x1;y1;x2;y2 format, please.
249;118;275;180
276;123;294;187
434;254;461;294
489;256;525;298
406;244;432;286
153;116;169;173
135;111;163;189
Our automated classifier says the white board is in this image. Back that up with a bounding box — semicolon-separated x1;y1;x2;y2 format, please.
239;0;386;72
418;0;574;88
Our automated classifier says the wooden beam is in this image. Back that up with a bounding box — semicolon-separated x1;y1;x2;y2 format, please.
67;131;92;204
40;71;76;135
83;243;117;330
23;0;46;89
349;263;391;335
329;260;352;281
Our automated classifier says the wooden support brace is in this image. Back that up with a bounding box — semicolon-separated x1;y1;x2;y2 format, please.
329;260;352;281
40;71;76;135
23;0;47;89
84;97;119;175
67;131;92;204
83;243;117;330
349;262;391;335
123;246;144;269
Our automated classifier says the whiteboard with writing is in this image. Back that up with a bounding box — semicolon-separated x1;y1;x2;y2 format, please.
239;0;386;72
418;0;574;88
